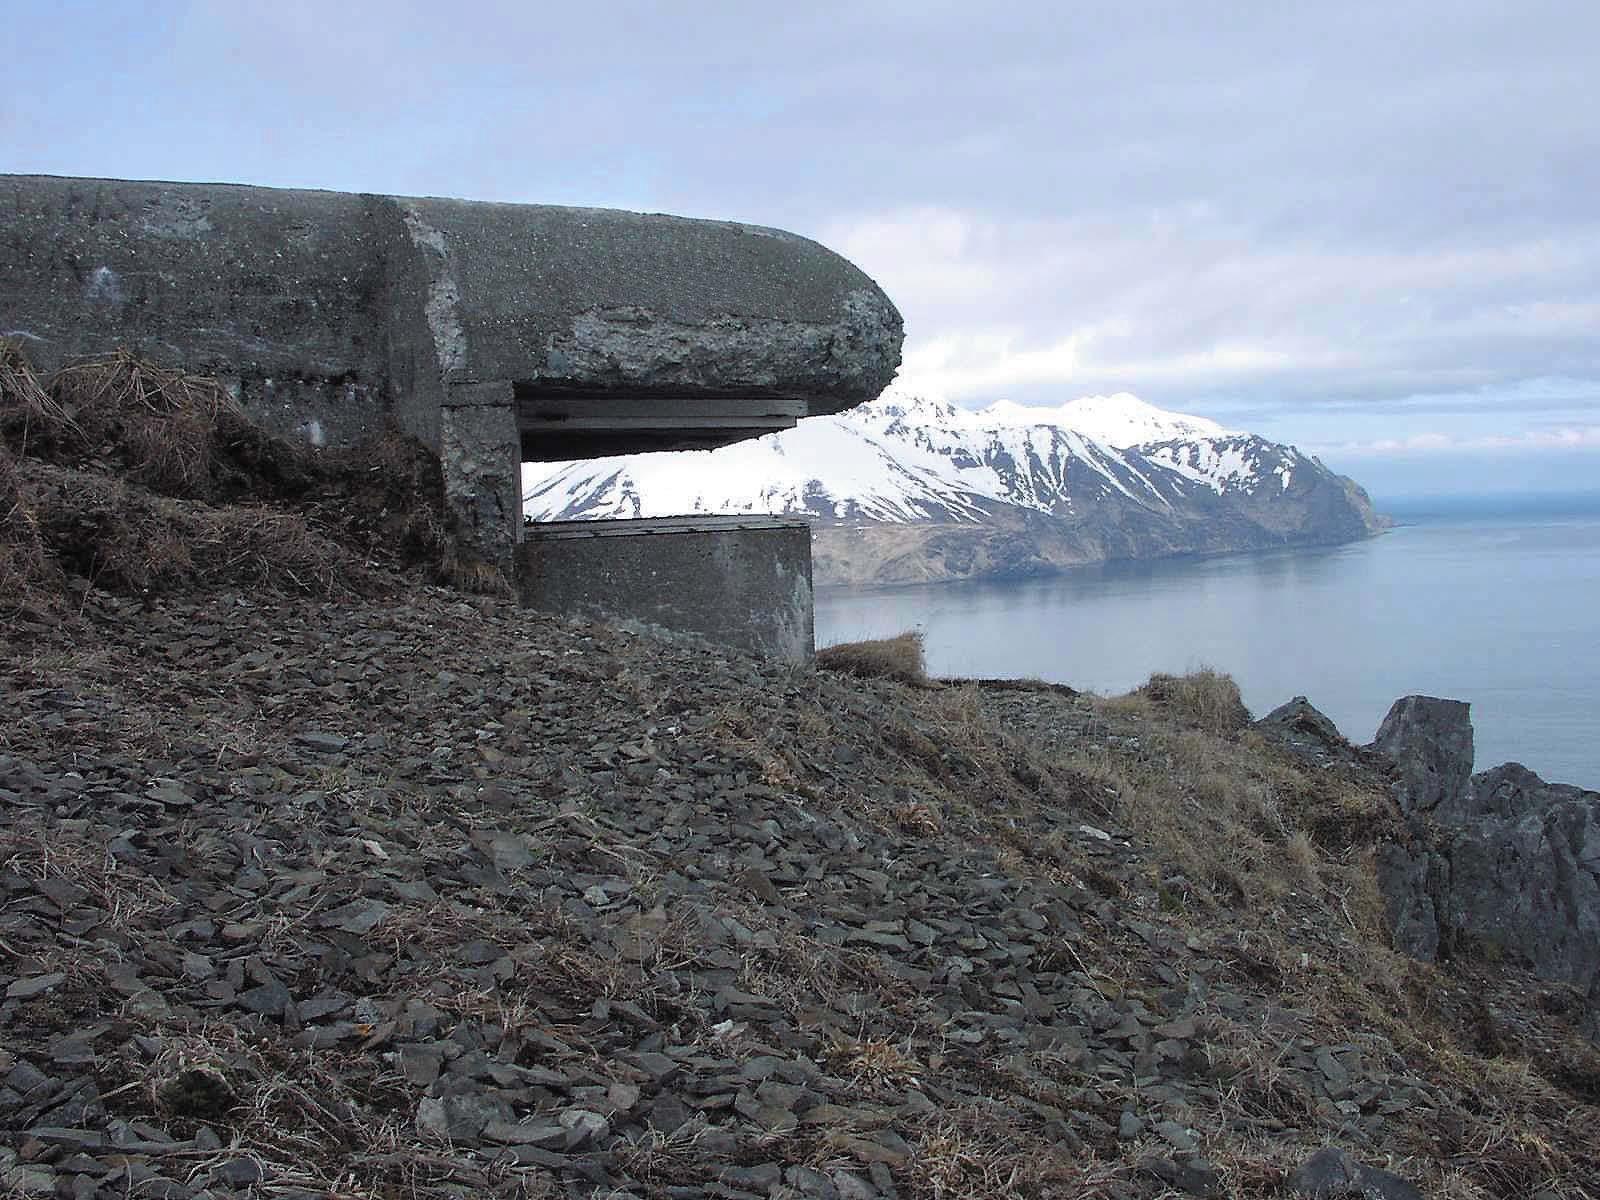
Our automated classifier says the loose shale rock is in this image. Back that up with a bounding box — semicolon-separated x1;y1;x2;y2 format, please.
2;590;1597;1197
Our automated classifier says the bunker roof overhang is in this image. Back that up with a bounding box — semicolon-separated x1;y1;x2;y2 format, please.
405;195;904;460
0;175;904;459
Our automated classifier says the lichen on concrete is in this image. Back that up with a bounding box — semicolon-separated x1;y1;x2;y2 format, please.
399;204;467;378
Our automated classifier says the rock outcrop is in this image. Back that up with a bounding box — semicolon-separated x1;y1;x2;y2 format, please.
1370;696;1475;819
1255;696;1369;772
1367;696;1600;1031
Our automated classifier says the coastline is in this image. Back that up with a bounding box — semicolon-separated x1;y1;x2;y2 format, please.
817;505;1600;790
812;522;1392;592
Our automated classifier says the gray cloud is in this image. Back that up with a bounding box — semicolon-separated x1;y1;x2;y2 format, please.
6;0;1598;459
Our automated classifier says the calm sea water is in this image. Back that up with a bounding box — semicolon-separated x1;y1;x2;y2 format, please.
815;495;1600;790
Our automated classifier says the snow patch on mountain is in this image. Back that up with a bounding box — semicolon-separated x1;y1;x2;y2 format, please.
1144;438;1304;495
979;392;1235;448
523;390;1289;525
523;407;1005;524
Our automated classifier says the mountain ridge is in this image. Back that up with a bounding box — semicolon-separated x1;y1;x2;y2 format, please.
523;390;1386;586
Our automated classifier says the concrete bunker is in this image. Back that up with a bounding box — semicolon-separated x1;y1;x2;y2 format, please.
1;174;903;656
517;516;814;662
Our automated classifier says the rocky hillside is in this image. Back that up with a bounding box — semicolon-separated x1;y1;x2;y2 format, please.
5;348;1598;1199
5;585;1600;1200
523;391;1387;587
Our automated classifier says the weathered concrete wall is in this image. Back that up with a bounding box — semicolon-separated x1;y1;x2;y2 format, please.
1;174;902;446
2;174;901;570
395;196;902;410
516;517;815;662
0;177;395;447
440;383;521;571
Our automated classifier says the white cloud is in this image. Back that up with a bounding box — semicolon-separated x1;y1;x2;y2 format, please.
1319;427;1600;457
831;203;1600;439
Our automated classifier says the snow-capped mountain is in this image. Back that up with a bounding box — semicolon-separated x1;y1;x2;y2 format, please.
523;389;1384;586
980;392;1234;447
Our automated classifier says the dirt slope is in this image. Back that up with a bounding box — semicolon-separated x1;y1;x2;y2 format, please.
3;584;1598;1199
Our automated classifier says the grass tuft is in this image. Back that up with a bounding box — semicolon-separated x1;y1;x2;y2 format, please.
1137;666;1252;734
816;630;927;684
0;443;56;610
19;348;249;499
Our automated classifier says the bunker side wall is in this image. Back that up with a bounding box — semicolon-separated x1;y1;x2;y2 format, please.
0;175;400;447
516;522;815;663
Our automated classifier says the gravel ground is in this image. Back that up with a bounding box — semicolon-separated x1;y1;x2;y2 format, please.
3;585;1598;1199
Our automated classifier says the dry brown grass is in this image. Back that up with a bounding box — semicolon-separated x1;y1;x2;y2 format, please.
16;459;371;597
126;1020;549;1200
1135;666;1252;734
901;1109;1107;1198
0;444;55;609
816;630;928;684
0;346;475;612
0;337;73;456
438;549;515;597
4;348;268;500
1072;669;1406;917
0;344;62;611
824;1032;923;1087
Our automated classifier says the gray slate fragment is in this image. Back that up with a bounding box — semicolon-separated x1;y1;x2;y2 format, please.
237;979;292;1017
212;1159;265;1187
1140;1156;1223;1199
1289;1147;1425;1200
322;898;391;934
416;1093;512;1143
397;1044;446;1087
6;973;66;1000
1;1165;55;1197
24;1127;104;1150
293;732;350;753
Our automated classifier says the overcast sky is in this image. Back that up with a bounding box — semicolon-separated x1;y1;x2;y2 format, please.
7;1;1598;495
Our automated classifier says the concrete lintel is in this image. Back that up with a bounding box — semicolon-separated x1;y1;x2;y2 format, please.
446;380;516;408
520;426;793;461
526;515;807;539
522;415;796;434
517;393;809;420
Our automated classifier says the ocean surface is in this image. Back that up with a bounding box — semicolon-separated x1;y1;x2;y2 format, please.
814;494;1600;790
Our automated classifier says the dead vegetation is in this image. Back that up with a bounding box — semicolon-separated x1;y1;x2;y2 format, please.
713;661;1600;1197
1111;665;1253;735
0;342;495;617
815;630;928;685
0;442;56;600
